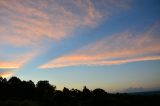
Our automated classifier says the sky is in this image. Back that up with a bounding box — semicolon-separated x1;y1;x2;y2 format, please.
0;0;160;93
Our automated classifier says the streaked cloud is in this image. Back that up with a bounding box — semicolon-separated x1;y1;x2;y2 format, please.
40;23;160;68
0;0;132;74
0;0;131;47
0;61;20;69
0;49;38;74
1;52;36;68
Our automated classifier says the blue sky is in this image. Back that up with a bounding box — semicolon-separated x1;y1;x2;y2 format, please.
0;0;160;92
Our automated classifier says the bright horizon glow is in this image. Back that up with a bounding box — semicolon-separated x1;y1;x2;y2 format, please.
0;0;160;93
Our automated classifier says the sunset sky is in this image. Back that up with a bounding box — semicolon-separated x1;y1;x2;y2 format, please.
0;0;160;92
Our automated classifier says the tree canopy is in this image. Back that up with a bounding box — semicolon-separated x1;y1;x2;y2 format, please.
0;76;159;106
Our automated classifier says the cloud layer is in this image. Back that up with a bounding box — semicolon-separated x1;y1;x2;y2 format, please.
0;0;130;47
0;0;132;77
40;24;160;68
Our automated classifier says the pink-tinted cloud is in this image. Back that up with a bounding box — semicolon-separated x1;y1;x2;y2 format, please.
0;0;131;47
40;23;160;68
0;0;101;46
40;55;160;68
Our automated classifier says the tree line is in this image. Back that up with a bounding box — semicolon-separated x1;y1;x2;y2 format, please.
0;76;159;106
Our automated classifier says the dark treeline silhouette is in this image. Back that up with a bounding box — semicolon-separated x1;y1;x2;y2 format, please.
0;76;159;106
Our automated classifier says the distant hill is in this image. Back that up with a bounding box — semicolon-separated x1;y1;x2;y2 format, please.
129;91;160;96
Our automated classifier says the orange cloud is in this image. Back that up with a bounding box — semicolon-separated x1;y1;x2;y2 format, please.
0;71;14;78
0;61;20;69
0;49;39;78
40;24;160;68
0;50;38;69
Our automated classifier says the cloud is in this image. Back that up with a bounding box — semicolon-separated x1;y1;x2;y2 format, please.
0;49;40;77
0;61;20;69
0;0;131;47
0;0;133;70
0;69;15;78
0;49;38;69
0;71;14;78
40;23;160;68
40;55;160;68
0;0;101;46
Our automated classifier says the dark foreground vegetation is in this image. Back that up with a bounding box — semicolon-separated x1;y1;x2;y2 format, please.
0;76;159;106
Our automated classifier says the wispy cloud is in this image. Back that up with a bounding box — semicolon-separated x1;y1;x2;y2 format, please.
0;49;38;76
40;23;160;68
0;0;101;46
0;0;131;47
0;0;133;73
40;55;160;69
2;53;36;68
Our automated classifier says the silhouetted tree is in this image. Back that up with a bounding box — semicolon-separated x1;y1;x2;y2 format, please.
1;77;7;83
36;80;56;93
70;88;81;98
54;90;63;104
63;87;70;95
0;76;2;82
7;77;23;98
8;76;21;85
62;87;70;102
0;76;159;106
92;88;106;97
82;86;91;99
36;80;56;102
21;80;36;99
